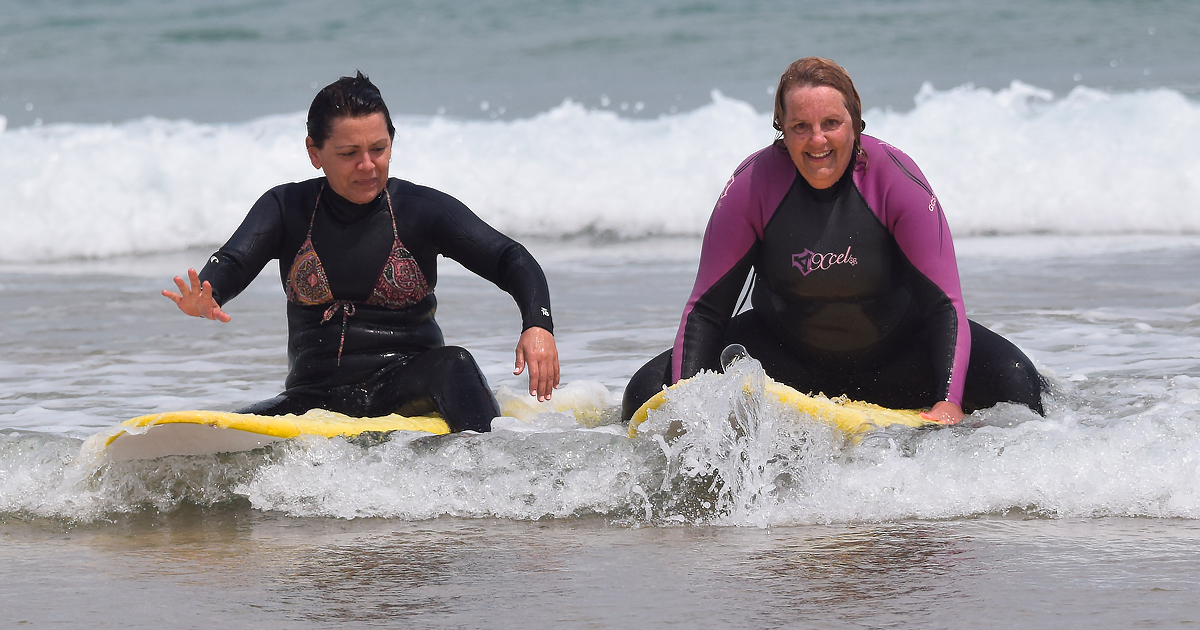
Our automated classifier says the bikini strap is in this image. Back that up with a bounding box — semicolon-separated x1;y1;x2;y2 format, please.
306;182;326;237
384;189;399;238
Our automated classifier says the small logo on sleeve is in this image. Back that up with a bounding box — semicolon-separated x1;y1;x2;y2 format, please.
541;307;550;317
792;246;857;276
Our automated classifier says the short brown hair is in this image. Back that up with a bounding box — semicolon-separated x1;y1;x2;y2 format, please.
306;71;395;149
772;57;864;150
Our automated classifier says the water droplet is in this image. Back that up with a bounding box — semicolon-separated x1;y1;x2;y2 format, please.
480;100;489;111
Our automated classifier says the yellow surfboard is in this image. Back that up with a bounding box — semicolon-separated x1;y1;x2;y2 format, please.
627;376;939;439
91;408;449;461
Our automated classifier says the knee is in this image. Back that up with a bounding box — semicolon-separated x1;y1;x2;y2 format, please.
621;349;673;423
439;345;476;364
427;345;483;376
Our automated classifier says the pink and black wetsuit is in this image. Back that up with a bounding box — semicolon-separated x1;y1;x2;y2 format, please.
622;136;1044;420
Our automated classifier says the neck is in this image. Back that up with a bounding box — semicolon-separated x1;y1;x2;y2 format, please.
323;182;386;224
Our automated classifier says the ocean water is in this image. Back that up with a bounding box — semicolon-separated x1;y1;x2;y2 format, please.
4;0;1200;627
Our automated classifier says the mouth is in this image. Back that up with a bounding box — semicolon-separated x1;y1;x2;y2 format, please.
807;150;833;160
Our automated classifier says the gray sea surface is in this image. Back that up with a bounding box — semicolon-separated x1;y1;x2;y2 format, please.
4;236;1200;626
2;0;1198;127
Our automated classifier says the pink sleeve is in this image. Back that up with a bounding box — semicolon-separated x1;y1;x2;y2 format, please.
854;136;971;406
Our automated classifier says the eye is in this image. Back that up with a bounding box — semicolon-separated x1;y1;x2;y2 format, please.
822;118;843;132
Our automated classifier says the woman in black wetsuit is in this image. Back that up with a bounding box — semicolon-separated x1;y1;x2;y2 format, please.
622;58;1044;425
163;72;559;432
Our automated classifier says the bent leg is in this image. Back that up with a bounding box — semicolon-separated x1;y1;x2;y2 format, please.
621;349;672;423
620;310;819;423
235;392;324;416
962;320;1046;415
366;345;501;432
237;346;500;432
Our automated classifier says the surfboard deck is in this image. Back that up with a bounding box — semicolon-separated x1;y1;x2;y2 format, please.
627;376;940;439
93;409;449;461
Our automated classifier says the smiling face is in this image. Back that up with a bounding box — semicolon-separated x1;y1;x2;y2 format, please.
780;85;856;190
306;112;392;204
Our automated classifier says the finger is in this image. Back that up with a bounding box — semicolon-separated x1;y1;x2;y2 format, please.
161;289;182;303
188;268;202;294
173;275;190;296
542;356;558;399
551;350;561;389
528;359;541;398
212;306;232;323
513;345;526;376
534;361;550;401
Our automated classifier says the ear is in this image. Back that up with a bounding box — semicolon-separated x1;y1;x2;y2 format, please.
305;137;322;170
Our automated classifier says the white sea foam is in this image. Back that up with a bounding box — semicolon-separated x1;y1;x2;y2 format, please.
2;83;1199;262
5;366;1200;524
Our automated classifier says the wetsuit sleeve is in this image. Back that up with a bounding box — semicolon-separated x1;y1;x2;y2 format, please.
423;191;554;334
856;138;970;406
197;186;286;305
672;158;768;383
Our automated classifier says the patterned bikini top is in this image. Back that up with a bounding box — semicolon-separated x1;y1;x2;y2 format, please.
284;184;431;366
284;183;430;310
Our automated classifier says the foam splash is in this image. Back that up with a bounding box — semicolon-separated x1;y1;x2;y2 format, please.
4;370;1200;524
3;83;1200;262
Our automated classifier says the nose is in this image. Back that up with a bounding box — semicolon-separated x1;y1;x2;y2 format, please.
357;151;374;170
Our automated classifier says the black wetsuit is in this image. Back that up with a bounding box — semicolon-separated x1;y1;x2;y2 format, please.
200;177;553;432
622;137;1044;421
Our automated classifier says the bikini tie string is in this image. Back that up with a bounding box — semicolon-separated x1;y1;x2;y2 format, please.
321;300;357;367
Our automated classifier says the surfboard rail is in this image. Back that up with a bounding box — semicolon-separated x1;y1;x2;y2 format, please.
92;409;450;461
628;376;936;438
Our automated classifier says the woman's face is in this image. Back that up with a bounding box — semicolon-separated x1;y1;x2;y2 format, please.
780;85;855;189
306;112;392;204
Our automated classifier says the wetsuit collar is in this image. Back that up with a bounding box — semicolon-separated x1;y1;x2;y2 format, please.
322;181;387;225
798;151;857;202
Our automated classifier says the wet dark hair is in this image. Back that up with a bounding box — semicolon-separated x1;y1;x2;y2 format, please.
772;57;865;153
306;71;396;148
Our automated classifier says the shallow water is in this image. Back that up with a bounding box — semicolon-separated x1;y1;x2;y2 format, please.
5;235;1200;626
5;513;1200;628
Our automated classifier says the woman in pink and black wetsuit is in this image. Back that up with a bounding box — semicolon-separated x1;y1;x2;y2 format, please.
163;72;559;433
622;58;1043;425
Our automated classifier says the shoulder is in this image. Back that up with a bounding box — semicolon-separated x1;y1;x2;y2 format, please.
715;144;796;218
853;135;939;220
256;178;323;210
854;135;934;192
727;144;795;190
386;178;471;214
